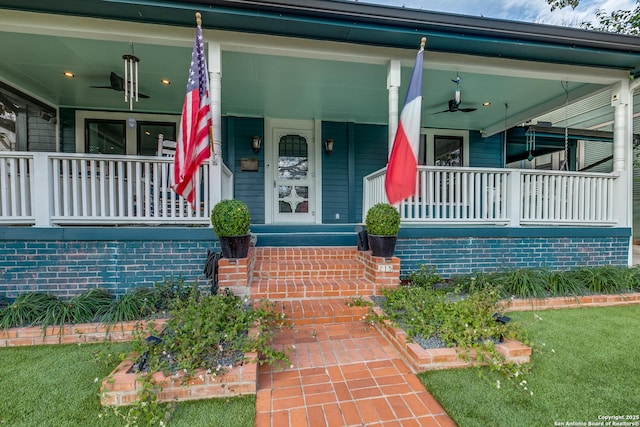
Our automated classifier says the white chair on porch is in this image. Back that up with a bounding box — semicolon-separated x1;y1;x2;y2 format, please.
149;134;178;215
157;133;177;157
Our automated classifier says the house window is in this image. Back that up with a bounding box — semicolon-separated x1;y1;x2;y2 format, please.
434;136;463;167
1;82;56;152
137;122;176;156
419;129;468;166
76;111;180;154
85;119;126;154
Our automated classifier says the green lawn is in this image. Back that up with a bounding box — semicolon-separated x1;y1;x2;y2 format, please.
0;342;255;427
2;305;640;427
419;305;640;427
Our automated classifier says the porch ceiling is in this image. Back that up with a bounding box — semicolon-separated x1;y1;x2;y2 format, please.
0;3;636;135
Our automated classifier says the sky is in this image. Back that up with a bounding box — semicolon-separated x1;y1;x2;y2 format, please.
358;0;637;27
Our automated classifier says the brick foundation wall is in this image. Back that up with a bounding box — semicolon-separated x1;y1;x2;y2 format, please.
0;226;630;299
0;229;218;299
395;235;629;278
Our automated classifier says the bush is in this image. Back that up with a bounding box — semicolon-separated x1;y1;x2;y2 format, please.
0;293;59;329
404;265;443;288
573;265;634;294
101;287;156;324
137;290;290;376
492;268;548;299
365;203;400;236
211;199;251;237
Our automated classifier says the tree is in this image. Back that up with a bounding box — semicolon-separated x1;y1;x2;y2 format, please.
546;0;640;35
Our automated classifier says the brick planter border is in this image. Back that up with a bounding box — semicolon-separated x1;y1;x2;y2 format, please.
371;304;531;372
0;319;167;347
370;291;640;372
100;352;258;406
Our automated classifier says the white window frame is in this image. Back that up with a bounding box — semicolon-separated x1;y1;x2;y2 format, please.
75;110;180;155
419;128;469;166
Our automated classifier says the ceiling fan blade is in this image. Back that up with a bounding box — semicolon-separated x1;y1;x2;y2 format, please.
430;109;453;115
89;85;113;89
109;72;124;91
138;93;150;99
459;107;477;112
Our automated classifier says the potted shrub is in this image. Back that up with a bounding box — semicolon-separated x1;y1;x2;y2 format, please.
365;203;400;257
211;199;251;259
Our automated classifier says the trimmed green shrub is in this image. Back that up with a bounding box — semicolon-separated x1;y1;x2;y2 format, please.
211;199;251;237
365;203;400;236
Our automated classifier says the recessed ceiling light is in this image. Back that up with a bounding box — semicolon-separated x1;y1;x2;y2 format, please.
63;71;75;78
144;131;151;136
482;101;491;107
160;79;171;85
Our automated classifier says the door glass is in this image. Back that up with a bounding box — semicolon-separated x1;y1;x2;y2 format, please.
277;135;309;214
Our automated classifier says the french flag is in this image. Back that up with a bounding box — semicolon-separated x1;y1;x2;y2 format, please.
385;40;425;205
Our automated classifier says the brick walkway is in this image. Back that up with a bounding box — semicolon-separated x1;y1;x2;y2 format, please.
246;247;456;426
255;321;456;427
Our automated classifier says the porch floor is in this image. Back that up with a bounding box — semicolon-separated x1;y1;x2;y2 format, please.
249;247;456;427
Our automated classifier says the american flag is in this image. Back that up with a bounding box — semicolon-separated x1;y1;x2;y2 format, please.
172;21;212;208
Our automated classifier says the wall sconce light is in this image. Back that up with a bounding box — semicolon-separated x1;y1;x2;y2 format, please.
251;136;262;153
324;138;334;154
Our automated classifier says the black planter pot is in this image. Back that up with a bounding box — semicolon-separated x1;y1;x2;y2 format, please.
219;234;251;259
367;235;397;258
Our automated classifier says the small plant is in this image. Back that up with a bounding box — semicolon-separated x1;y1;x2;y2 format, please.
573;265;633;294
492;268;548;299
101;288;156;324
211;199;251;237
150;276;199;312
345;295;372;307
39;289;113;333
0;292;59;329
541;269;585;297
365;203;400;236
404;265;443;289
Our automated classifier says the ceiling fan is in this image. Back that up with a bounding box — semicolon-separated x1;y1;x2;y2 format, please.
90;72;150;98
433;75;476;113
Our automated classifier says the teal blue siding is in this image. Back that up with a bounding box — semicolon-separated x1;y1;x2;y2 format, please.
322;122;388;224
59;108;76;153
223;117;265;224
321;122;350;223
354;124;388;222
468;130;503;168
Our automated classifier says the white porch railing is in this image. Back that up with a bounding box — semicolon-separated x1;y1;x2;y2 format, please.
363;166;618;226
0;152;233;226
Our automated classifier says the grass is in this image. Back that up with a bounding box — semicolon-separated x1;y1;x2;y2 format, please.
0;342;255;427
419;305;640;427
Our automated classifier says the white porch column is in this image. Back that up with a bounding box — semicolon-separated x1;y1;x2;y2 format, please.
208;41;223;207
32;152;51;227
387;60;401;155
611;80;631;231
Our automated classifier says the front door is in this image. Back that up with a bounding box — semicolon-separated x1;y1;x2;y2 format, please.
271;125;315;223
